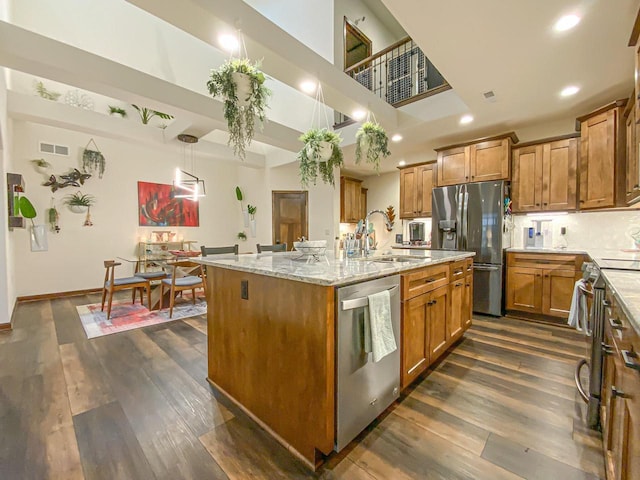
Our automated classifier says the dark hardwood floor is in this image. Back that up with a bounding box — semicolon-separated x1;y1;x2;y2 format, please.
0;294;604;479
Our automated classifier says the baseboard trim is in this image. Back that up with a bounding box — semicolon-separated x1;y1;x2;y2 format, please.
17;288;102;303
0;322;11;331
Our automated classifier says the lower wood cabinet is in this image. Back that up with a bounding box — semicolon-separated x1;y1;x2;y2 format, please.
506;252;585;319
401;259;473;389
600;291;640;480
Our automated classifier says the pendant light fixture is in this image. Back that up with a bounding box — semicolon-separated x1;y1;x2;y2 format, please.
173;134;206;201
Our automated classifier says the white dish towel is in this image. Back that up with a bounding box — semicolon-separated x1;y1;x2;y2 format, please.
567;279;589;333
364;289;397;362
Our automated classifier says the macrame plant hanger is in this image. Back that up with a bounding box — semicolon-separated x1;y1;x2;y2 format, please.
308;83;332;132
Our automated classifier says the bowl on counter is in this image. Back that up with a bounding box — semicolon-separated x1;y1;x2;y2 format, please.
293;240;327;255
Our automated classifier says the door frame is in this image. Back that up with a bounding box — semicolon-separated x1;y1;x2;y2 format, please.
343;17;372;70
271;190;309;246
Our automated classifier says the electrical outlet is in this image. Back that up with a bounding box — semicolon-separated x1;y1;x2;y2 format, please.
241;280;249;300
560;226;567;235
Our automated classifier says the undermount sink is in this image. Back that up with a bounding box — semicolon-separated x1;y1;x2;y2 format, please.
363;255;430;263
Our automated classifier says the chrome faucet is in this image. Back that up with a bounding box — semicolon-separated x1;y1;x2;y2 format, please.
363;209;393;256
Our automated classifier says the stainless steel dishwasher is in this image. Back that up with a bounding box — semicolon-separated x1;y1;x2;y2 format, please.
335;274;401;452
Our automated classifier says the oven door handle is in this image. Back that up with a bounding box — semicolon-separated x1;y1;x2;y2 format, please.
341;285;399;311
575;359;589;404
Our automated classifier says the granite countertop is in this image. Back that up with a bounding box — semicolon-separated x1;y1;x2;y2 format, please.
195;249;475;287
600;269;640;335
391;244;432;250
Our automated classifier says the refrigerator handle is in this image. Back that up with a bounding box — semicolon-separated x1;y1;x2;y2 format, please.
461;185;469;251
456;185;464;250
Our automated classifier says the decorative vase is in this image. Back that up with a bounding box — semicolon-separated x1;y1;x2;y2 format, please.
69;205;88;214
250;218;256;238
243;208;250;228
30;224;48;252
232;72;252;107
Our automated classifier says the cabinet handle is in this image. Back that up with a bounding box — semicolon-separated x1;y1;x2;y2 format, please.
611;386;628;399
432;300;438;305
602;299;611;307
634;184;640;190
536;274;541;277
609;317;624;330
602;343;614;356
427;300;434;306
622;350;640;371
543;203;548;206
535;203;540;206
455;282;463;287
544;274;549;278
465;176;469;180
579;200;585;203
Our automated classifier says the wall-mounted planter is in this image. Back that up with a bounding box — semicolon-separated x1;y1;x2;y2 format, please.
7;173;26;230
68;205;88;214
30;225;48;252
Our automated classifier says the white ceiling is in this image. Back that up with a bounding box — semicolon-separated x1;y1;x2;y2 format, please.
1;0;638;178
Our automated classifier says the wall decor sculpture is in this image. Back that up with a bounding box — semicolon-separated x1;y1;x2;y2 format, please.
137;181;199;227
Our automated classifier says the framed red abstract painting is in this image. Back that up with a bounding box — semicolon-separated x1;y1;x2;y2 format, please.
137;181;199;226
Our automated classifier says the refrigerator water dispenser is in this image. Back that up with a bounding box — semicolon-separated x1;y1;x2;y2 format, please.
438;220;457;249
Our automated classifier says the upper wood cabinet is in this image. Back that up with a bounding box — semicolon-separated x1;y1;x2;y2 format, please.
512;135;578;213
576;100;627;209
624;96;640;205
399;162;435;219
340;176;363;223
435;132;518;186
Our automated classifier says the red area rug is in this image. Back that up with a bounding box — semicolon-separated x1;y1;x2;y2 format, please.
76;296;206;339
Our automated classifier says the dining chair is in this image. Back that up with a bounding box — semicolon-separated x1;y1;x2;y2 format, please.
256;243;287;253
101;260;152;320
160;260;206;318
200;244;239;256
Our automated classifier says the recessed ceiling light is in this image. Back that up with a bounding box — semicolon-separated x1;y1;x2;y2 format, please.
398;160;406;166
352;109;366;121
554;14;580;32
459;114;474;125
560;85;580;97
391;134;403;142
218;34;239;52
300;81;317;94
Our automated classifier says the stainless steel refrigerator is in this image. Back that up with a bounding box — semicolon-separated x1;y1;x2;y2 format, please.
431;181;505;316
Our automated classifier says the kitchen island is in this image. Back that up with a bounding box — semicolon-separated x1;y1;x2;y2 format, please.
196;249;474;469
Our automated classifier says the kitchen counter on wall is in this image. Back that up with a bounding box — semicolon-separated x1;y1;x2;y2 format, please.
505;247;640;262
505;247;589;255
391;243;433;250
195;249;474;287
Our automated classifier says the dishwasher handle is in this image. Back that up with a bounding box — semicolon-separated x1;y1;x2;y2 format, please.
341;285;399;311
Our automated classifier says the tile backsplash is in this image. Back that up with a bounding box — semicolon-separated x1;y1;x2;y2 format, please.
510;210;640;250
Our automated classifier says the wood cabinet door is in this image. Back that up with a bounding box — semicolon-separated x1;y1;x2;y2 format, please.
428;286;449;363
512;145;543;212
619;357;639;480
437;146;468;186
401;294;430;389
543;138;578;211
416;164;435;216
625;107;640;204
541;269;576;318
463;271;473;330
469;138;510;182
579;109;616;209
448;279;465;341
340;177;362;223
399;168;418;218
506;266;542;313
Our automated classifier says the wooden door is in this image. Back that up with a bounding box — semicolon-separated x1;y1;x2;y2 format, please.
469;138;510;182
401;294;429;389
625;106;640;204
543;138;578;211
541;269;576;318
448;280;464;341
506;267;542;313
416;163;435;216
340;177;362;223
579;109;616;209
437;146;468;186
399;168;418;218
512;145;543;212
272;191;308;249
463;270;473;329
428;286;449;363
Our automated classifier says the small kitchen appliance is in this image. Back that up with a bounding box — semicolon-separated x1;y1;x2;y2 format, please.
409;222;425;243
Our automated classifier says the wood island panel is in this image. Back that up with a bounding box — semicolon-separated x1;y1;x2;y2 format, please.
206;266;335;467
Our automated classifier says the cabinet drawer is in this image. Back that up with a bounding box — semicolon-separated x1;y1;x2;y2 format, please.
465;259;473;276
507;252;584;271
402;265;449;300
450;260;466;281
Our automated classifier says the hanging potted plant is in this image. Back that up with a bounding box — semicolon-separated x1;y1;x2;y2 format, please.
31;158;51;174
82;138;106;179
298;128;344;187
64;191;95;214
355;121;391;172
206;58;271;160
247;204;257;237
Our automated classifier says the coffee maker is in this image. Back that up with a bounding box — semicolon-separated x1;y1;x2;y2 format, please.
409;222;425;244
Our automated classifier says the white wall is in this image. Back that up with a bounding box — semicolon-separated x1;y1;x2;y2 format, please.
511;211;640;251
0;66;12;323
244;0;334;62
361;171;402;250
9;121;241;297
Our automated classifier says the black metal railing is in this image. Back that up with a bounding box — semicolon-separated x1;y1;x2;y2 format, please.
336;37;450;127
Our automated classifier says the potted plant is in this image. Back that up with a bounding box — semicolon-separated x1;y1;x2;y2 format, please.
31;158;51;174
236;186;249;227
131;105;173;125
355;121;391;172
108;105;127;118
237;231;247;241
206;58;271;160
247;204;257;237
64;191;95;213
297;128;344;187
19;196;47;251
